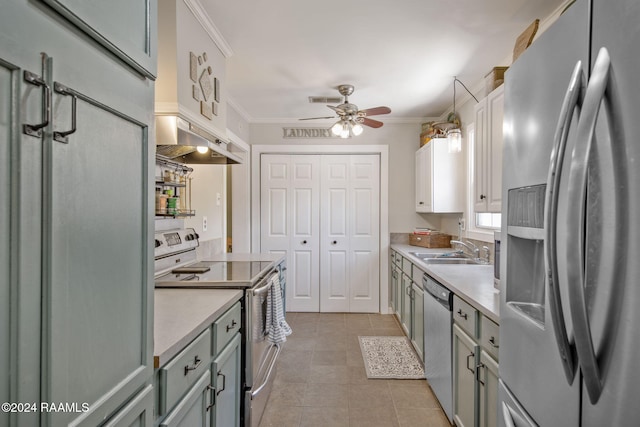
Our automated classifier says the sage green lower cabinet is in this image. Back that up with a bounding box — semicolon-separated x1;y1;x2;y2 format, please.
401;273;412;335
211;334;241;427
156;302;242;427
410;282;424;361
452;294;500;427
389;250;400;313
391;265;399;314
478;351;499;427
453;324;478;427
160;371;212;427
389;252;425;362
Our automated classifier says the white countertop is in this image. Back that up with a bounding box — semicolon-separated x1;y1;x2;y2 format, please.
154;288;243;368
391;244;500;323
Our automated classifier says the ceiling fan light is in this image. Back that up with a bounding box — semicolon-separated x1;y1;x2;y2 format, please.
447;128;462;153
331;121;343;136
352;122;364;136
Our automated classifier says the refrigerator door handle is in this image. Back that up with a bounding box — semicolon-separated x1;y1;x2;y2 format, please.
543;60;585;384
502;402;517;427
566;47;627;404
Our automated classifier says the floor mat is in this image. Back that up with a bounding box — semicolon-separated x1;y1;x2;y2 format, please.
358;336;425;379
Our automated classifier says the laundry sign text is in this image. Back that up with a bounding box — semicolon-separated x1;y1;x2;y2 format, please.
282;127;335;139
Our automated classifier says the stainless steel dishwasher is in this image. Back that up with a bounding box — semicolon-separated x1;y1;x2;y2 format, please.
423;273;454;423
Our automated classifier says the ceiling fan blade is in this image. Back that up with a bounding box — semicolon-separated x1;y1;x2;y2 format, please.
361;117;384;128
299;116;336;120
359;106;391;116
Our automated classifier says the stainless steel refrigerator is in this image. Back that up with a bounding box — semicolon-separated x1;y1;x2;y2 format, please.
499;0;640;425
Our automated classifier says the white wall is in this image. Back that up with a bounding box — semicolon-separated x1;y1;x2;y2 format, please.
184;164;227;257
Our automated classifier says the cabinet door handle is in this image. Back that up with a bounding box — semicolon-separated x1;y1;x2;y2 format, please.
418;201;424;205
457;309;468;320
480;194;486;200
53;82;77;143
226;319;237;332
466;353;475;374
476;362;486;386
302;240;307;244
206;385;216;411
489;336;499;348
23;69;51;138
216;371;226;395
183;355;202;375
331;240;337;245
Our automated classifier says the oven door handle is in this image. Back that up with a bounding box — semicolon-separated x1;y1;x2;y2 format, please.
251;344;281;398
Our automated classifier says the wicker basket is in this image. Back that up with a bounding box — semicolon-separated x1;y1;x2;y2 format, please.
484;66;508;96
409;233;452;249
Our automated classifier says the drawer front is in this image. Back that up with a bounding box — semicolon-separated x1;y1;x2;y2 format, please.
213;301;242;356
159;328;212;415
412;263;425;283
480;315;500;360
453;295;478;338
401;256;412;275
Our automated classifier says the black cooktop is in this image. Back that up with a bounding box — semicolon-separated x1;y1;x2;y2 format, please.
155;261;274;288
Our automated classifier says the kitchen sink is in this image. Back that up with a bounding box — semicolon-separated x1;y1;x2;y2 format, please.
422;258;480;265
408;251;481;265
409;251;465;260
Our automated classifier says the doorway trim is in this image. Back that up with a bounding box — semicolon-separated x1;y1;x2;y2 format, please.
251;144;389;314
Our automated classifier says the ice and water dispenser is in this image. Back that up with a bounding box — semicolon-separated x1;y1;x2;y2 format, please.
505;184;547;326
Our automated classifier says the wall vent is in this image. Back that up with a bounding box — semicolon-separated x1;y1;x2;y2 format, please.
308;96;343;104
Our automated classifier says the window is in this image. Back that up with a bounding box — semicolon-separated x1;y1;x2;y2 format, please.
476;212;501;229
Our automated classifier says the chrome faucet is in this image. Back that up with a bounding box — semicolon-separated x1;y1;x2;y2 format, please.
450;240;480;259
481;246;491;264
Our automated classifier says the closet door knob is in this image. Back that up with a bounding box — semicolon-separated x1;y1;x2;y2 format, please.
331;240;337;245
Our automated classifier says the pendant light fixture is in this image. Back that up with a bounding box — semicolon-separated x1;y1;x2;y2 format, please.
447;77;479;153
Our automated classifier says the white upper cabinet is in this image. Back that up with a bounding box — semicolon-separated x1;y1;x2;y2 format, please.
415;138;465;213
474;85;504;213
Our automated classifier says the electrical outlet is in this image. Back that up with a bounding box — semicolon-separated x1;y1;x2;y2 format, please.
216;192;221;206
459;218;466;231
202;216;208;232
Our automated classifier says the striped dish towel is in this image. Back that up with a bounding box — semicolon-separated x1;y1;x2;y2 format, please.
266;273;292;344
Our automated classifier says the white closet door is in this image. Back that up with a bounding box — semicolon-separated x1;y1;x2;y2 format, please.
348;155;380;312
260;154;320;312
321;155;350;312
320;155;380;312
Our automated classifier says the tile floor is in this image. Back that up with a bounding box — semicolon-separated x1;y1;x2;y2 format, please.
259;312;452;427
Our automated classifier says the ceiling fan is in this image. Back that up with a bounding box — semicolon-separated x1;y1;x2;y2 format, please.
300;84;391;138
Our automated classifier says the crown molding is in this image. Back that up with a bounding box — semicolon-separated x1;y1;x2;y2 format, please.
183;0;234;58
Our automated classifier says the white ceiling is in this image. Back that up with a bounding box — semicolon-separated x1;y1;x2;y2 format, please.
200;0;565;123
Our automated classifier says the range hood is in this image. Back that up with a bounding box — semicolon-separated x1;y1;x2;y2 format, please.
156;116;243;165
